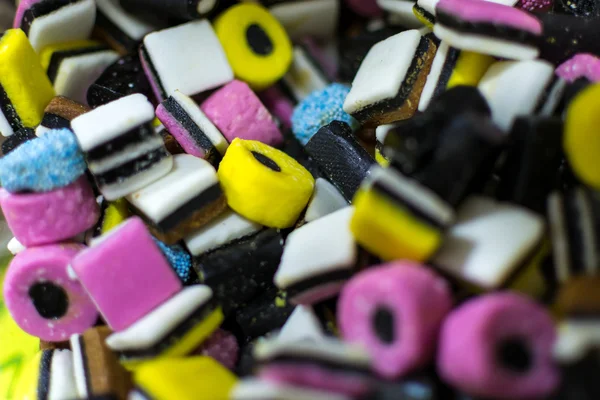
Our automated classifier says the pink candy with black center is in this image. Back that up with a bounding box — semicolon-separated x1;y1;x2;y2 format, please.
71;217;182;331
437;0;543;35
0;176;100;247
337;262;452;379
556;53;600;83
201;80;283;146
193;329;239;370
3;244;98;341
437;292;559;399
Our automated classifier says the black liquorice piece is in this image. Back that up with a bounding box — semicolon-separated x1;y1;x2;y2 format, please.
121;0;220;20
234;288;294;341
192;228;284;315
87;55;154;108
2;128;36;155
304;121;374;201
412;113;505;208
495;117;564;213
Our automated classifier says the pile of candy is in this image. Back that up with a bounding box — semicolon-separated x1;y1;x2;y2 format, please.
1;0;600;398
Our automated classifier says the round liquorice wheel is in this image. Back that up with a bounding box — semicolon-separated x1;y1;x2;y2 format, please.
337;261;452;379
564;83;600;189
437;292;559;399
217;138;315;228
214;3;293;91
3;244;99;342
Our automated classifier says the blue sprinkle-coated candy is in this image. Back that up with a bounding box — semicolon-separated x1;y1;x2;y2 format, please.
291;83;359;145
153;237;193;283
0;128;87;193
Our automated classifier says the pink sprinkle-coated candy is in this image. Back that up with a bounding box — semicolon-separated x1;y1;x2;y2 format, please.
437;0;543;35
337;262;452;379
0;176;100;247
71;217;182;331
556;53;600;83
194;329;239;370
201;80;283;146
516;0;553;12
437;292;560;399
3;244;98;341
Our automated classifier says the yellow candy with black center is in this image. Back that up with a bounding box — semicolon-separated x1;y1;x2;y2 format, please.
133;356;237;400
0;29;55;136
214;3;293;91
564;83;600;189
218;138;315;228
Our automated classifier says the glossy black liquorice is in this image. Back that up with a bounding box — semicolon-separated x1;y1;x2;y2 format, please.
305;121;374;201
192;228;284;315
234;287;294;341
87;55;154;108
1;127;36;155
495;117;564;213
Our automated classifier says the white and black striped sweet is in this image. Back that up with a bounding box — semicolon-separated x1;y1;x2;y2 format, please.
478;60;558;131
121;0;219;20
22;349;78;400
105;285;223;364
253;337;372;396
274;207;357;305
140;20;233;102
126;154;227;244
71;93;172;201
95;0;162;54
342;29;437;127
41;41;119;105
184;209;262;257
547;188;600;286
16;0;96;53
232;379;351;400
432;196;547;297
433;0;541;60
155;90;228;165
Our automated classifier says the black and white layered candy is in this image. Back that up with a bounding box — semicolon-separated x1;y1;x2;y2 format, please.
478;60;559;131
268;0;339;40
277;305;325;343
547;188;600;286
121;0;220;20
96;0;162;53
184;209;263;257
34;349;79;400
43;42;119;104
304;178;348;223
105;285;222;363
432;196;547;297
253;337;372;397
140;20;233;102
342;29;437;127
17;0;96;52
126;154;226;244
274;206;357;305
71;93;172;200
156;90;228;165
279;45;329;104
232;379;350;400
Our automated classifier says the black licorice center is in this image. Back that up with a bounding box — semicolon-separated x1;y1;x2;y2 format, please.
496;337;532;373
373;306;395;344
246;24;273;56
252;151;281;172
29;282;68;319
